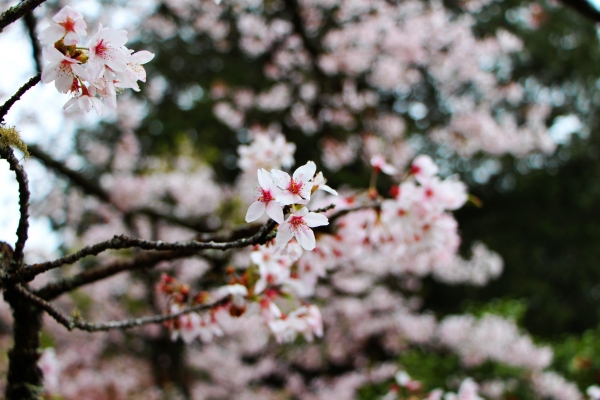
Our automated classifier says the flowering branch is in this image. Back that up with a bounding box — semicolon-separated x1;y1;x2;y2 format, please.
0;147;30;270
13;283;225;332
0;0;47;33
0;74;41;123
27;219;279;276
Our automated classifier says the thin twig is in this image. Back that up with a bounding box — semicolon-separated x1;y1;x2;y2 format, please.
13;284;224;332
0;147;30;270
34;250;197;300
27;219;279;276
0;0;47;33
0;74;41;123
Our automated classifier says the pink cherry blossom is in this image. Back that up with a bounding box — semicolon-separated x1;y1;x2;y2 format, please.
276;207;328;250
41;47;84;93
411;154;439;183
39;6;87;45
268;304;323;343
246;169;285;223
87;24;129;77
370;154;398;175
169;304;202;344
115;50;155;92
63;90;106;116
272;161;316;205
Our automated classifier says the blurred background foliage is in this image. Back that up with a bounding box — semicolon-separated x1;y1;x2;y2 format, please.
66;0;600;393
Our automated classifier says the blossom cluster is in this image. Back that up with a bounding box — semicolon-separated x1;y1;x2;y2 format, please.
245;160;335;251
39;6;154;115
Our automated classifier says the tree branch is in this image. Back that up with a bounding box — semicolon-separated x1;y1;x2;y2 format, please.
0;0;47;32
0;74;41;124
34;250;197;300
0;147;30;270
26;219;278;277
22;12;42;74
13;283;225;332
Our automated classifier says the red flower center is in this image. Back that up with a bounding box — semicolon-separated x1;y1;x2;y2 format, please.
287;179;303;195
259;188;273;203
61;17;76;32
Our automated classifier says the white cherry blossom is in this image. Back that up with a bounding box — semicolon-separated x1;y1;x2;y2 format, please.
271;161;316;205
41;47;84;93
115;50;155;92
87;24;129;78
39;6;87;45
370;154;398;175
276;207;328;251
245;169;284;223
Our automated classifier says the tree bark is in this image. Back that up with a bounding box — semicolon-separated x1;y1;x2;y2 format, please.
3;285;43;400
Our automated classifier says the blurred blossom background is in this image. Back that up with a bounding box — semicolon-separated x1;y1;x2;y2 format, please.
3;0;600;398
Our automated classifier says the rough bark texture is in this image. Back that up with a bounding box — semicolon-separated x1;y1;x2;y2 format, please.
0;243;43;400
4;286;43;399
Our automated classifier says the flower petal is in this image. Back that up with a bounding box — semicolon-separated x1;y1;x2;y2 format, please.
303;212;328;227
245;201;266;222
265;201;284;224
293;161;316;182
295;225;316;250
275;223;294;248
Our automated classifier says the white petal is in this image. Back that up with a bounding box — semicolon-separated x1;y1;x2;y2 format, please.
265;201;284;224
275;223;294;248
303;212;328;228
293;161;316;182
320;185;338;196
257;168;273;188
245;201;266;222
295;226;316;251
270;169;290;189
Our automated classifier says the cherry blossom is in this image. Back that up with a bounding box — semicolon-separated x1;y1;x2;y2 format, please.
276;207;328;251
371;154;398;175
245;169;284;223
272;161;317;205
268;305;323;343
87;24;129;77
115;50;155;92
41;47;84;93
169;304;202;344
39;6;87;45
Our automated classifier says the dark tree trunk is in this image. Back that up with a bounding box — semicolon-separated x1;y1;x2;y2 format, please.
3;285;43;400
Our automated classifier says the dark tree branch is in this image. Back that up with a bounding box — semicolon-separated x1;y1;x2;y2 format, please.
27;219;278;277
0;74;41;124
22;12;42;75
0;0;47;33
14;284;225;332
34;250;197;300
0;147;30;270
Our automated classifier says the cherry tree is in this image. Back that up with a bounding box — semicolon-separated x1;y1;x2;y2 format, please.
0;0;595;399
